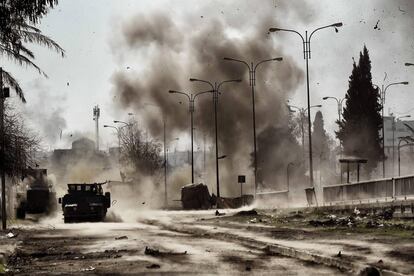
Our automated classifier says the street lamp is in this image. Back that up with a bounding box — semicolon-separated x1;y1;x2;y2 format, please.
398;136;414;176
392;115;411;175
103;125;121;149
322;96;346;123
269;22;343;191
287;104;322;158
168;89;212;184
114;120;132;128
286;162;295;192
323;96;346;182
223;56;282;197
373;81;409;178
139;102;170;207
189;78;241;198
166;137;179;206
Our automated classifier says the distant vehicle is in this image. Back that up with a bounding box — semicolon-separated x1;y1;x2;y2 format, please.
16;168;57;219
59;182;111;223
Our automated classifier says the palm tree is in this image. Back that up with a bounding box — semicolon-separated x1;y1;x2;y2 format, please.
1;1;64;102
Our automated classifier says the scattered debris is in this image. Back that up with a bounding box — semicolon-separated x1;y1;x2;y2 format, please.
144;246;187;257
245;265;251;271
115;236;128;240
236;209;258;216
249;218;257;224
359;266;380;276
374;20;381;30
81;266;95;272
146;263;160;269
215;210;225;216
6;232;17;239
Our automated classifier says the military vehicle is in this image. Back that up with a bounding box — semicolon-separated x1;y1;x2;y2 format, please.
16;168;57;219
59;182;111;223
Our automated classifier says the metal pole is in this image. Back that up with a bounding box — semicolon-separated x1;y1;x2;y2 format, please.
250;64;258;197
287;164;290;192
382;85;385;178
0;67;6;230
305;31;314;189
214;84;220;197
392;117;395;176
300;111;305;157
190;99;194;183
163;119;167;207
338;100;343;183
398;142;401;176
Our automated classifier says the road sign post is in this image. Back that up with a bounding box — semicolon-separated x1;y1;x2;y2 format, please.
238;175;246;206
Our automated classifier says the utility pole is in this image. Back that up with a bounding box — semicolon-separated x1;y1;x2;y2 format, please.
93;105;100;151
189;78;241;198
163;119;167;207
223;57;282;197
269;22;343;193
1;67;9;230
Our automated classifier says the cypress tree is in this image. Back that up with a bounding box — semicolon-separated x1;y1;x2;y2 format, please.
336;46;382;172
312;111;330;163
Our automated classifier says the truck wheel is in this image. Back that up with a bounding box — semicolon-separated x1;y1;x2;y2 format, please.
16;201;27;219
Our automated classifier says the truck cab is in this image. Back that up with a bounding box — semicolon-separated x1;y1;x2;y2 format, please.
59;183;111;223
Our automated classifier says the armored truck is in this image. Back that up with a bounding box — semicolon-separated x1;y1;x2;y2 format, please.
59;182;111;223
16;168;57;219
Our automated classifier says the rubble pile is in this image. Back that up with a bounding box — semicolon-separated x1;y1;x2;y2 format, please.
307;207;413;229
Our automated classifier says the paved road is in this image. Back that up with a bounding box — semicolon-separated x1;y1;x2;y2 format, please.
4;210;347;275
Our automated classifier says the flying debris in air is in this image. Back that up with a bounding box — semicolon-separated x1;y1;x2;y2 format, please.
399;6;406;14
67;82;69;86
374;20;381;30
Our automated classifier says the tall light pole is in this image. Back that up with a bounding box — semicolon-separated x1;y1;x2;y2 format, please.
103;125;121;149
93;106;100;151
322;96;345;123
323;96;346;182
140;103;170;208
398;136;414;176
286;162;295;192
166;137;179;207
269;22;343;190
392;115;411;176
223;57;282;196
287;104;322;159
1;67;10;230
168;89;212;184
189;78;241;198
373;81;409;178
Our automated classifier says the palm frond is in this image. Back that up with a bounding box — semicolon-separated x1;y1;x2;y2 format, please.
0;45;47;77
1;69;26;103
19;30;65;57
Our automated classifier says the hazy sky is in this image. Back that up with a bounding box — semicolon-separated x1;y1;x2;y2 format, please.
4;0;414;150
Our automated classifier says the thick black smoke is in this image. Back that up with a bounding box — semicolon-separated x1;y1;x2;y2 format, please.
110;2;308;195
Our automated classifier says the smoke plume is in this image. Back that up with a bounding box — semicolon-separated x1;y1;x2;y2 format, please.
110;1;308;196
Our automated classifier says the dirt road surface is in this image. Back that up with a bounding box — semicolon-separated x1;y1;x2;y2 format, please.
1;207;413;275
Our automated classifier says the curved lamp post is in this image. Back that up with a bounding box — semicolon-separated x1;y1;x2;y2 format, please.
223;57;282;196
392;115;411;175
269;22;343;191
168;89;212;184
373;81;409;178
287;104;322;158
398;136;414;176
189;78;241;198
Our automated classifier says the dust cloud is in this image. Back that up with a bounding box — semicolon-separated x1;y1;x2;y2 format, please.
110;1;308;198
